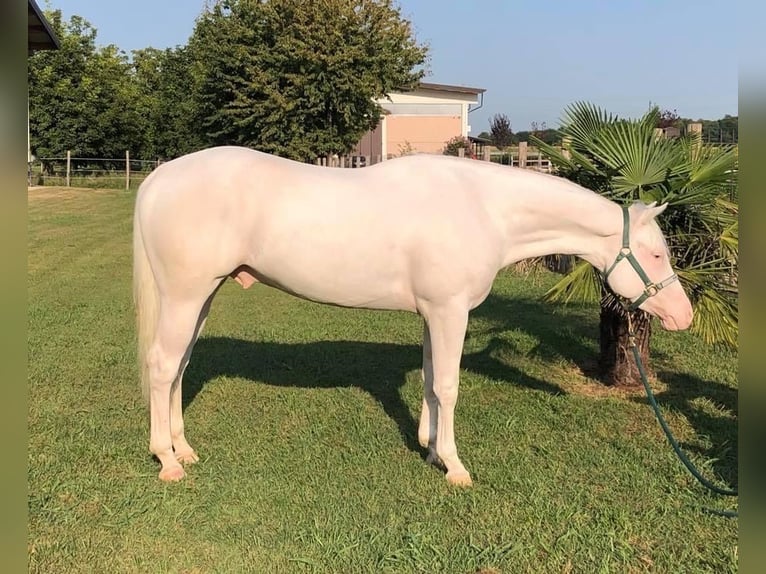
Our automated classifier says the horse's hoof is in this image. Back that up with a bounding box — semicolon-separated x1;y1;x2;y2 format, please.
175;450;199;464
446;470;473;487
159;465;185;482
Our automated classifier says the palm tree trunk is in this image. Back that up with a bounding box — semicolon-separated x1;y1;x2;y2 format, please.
598;293;652;387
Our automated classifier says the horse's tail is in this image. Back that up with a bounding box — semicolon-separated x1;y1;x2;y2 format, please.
133;196;159;403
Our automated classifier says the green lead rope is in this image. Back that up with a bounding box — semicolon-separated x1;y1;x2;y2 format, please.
626;327;738;518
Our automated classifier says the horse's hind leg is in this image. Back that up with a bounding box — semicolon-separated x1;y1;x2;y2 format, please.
418;320;436;451
170;290;217;464
148;292;215;481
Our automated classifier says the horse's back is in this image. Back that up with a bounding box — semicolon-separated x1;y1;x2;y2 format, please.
135;147;506;309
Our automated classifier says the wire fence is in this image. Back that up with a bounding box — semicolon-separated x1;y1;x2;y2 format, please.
27;139;736;192
28;152;161;190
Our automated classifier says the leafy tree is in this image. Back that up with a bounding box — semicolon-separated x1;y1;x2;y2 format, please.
188;0;428;161
532;103;738;387
442;135;473;157
700;115;738;144
657;108;680;129
514;129;561;146
489;113;513;150
132;46;202;159
530;120;547;135
28;10;144;161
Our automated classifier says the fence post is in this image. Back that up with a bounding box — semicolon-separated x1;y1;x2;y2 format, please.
458;148;465;158
125;150;130;190
687;122;703;150
66;150;71;187
562;136;572;160
518;142;528;169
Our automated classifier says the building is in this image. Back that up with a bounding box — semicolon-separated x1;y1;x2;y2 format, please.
353;82;485;160
28;0;60;52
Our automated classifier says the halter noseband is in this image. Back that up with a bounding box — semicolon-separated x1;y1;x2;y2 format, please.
602;206;678;311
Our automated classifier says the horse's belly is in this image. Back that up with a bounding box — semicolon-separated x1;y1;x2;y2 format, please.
252;253;417;312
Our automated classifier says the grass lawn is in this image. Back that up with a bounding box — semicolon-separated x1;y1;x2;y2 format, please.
28;186;738;573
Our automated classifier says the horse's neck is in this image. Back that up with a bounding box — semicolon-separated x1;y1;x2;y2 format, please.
493;181;621;271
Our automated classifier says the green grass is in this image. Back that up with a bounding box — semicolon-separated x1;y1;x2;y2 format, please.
28;187;738;573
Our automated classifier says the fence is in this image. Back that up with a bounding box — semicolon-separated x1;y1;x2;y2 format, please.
28;143;558;190
314;142;556;173
28;151;160;190
487;142;554;173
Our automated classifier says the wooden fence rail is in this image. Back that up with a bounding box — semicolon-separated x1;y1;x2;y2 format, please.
313;142;556;173
29;141;562;189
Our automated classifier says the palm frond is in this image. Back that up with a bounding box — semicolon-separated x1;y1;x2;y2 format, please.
680;140;738;191
586;119;683;199
528;136;578;171
639;106;662;131
559;102;617;151
719;220;738;260
542;260;602;304
687;284;738;347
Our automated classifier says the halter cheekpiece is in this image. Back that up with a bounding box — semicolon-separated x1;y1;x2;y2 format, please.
602;206;678;311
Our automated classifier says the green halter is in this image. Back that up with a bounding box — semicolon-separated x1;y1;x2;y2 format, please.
602;206;678;311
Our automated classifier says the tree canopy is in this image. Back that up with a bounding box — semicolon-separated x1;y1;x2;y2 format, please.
488;113;513;150
28;11;143;159
132;46;202;160
28;1;428;162
188;0;428;160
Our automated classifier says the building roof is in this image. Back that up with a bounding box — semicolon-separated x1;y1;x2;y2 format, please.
28;0;60;52
417;82;486;95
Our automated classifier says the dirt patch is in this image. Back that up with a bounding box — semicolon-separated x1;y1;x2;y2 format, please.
550;360;665;400
27;186;119;202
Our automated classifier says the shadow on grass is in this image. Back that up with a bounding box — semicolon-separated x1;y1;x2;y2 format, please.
182;292;603;460
184;333;563;458
183;290;736;487
473;292;738;488
638;370;738;489
470;292;602;375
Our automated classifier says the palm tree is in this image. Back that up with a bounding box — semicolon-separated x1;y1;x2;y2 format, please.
531;103;738;387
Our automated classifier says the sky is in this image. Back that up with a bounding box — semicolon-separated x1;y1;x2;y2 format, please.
47;0;742;135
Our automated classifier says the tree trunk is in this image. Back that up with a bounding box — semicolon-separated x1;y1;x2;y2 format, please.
598;293;652;387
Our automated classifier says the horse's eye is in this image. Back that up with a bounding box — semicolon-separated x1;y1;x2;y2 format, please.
653;253;662;259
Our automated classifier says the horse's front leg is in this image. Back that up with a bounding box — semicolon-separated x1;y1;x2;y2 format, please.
421;302;472;486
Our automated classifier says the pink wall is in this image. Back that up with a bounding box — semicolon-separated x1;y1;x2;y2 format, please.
386;116;462;156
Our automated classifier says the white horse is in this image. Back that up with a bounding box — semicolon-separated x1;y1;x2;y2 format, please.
133;146;693;483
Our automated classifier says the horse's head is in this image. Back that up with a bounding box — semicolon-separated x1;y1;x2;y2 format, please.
603;202;693;331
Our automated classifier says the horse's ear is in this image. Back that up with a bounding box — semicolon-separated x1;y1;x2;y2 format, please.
632;201;667;225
